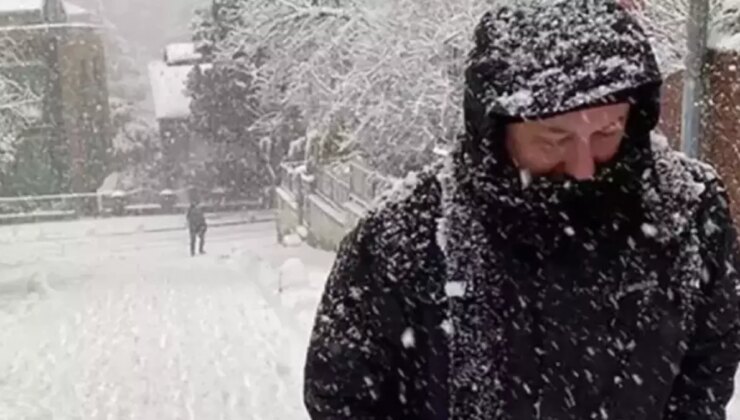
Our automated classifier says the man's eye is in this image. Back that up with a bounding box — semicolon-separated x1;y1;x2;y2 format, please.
538;137;567;149
595;129;620;139
536;140;557;150
601;122;623;133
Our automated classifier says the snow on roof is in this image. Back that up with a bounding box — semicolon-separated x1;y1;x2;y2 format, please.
0;0;43;13
164;43;202;66
0;0;97;24
0;21;97;31
63;1;92;21
709;0;740;51
149;61;211;120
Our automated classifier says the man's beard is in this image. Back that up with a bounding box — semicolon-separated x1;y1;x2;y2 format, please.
482;157;646;252
460;134;650;251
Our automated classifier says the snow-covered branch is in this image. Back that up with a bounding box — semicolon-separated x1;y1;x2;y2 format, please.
633;0;731;73
0;36;42;171
190;0;739;176
198;0;498;175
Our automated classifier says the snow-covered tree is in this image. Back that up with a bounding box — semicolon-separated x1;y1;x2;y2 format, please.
188;0;499;176
186;0;739;176
104;30;150;107
0;36;42;183
191;0;244;57
631;0;737;73
105;98;166;191
94;21;167;191
186;59;275;196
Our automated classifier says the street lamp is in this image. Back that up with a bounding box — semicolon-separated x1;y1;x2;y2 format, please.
680;0;711;158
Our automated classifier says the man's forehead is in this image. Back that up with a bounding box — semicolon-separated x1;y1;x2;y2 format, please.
533;103;630;127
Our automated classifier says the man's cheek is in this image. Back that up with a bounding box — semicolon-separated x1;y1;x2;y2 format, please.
593;142;622;163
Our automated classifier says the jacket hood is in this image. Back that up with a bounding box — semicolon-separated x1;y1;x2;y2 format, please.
463;0;662;156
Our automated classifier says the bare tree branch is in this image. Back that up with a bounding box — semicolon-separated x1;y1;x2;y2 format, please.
196;0;739;175
0;35;43;170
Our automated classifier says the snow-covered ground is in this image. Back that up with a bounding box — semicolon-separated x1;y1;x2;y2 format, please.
2;215;740;419
0;216;333;420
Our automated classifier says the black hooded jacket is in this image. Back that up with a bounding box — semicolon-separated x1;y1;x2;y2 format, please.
304;2;740;419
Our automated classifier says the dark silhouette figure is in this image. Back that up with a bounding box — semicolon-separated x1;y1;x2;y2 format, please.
186;202;207;256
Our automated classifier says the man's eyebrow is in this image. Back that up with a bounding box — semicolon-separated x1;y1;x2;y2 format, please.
598;115;628;130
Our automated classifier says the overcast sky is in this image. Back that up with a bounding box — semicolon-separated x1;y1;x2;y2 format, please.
74;0;207;60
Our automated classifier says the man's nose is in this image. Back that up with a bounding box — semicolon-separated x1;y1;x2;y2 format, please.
563;138;595;180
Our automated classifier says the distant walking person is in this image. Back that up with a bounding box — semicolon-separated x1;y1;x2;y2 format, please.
186;201;207;256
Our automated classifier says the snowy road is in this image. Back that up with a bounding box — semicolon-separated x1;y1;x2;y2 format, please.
0;216;333;420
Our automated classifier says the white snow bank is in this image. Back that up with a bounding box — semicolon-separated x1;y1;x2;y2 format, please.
0;269;51;298
282;233;303;247
296;225;309;239
279;258;308;289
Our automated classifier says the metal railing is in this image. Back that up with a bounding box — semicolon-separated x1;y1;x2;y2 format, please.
348;161;391;204
0;192;101;216
0;188;263;225
316;168;350;205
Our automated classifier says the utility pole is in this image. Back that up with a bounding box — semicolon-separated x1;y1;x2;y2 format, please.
93;0;104;22
680;0;711;159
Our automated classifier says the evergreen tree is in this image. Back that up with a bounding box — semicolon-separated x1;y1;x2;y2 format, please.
187;59;268;196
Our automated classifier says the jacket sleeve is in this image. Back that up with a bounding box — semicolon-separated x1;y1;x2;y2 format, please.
304;222;401;419
664;186;740;420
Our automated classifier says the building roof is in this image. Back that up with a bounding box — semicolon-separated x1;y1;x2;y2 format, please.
0;0;96;26
164;43;203;66
0;0;43;13
149;61;212;120
63;1;93;23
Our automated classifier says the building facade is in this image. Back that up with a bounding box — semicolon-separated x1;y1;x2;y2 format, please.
0;0;110;195
149;43;211;194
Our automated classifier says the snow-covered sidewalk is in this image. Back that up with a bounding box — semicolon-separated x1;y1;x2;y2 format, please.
0;210;273;245
0;219;332;420
234;240;334;339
